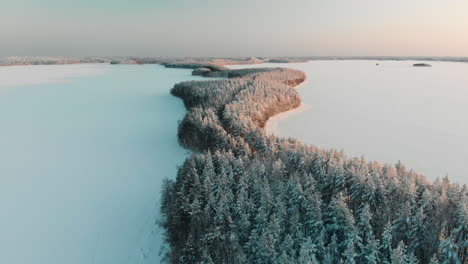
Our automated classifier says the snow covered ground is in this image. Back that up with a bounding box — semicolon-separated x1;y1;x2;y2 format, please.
0;64;202;263
229;61;468;184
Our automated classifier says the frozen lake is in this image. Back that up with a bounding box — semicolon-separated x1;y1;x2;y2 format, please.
0;64;202;263
230;61;468;184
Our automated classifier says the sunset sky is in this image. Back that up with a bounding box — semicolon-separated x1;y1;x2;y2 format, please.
2;0;468;57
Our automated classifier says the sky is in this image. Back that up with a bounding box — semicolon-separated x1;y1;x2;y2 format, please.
2;0;468;57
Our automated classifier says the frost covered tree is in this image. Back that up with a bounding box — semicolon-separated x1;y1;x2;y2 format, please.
159;63;467;263
439;232;462;264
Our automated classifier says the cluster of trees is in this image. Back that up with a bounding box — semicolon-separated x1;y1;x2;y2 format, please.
163;62;228;72
161;64;467;264
162;149;466;264
171;67;305;154
172;79;250;110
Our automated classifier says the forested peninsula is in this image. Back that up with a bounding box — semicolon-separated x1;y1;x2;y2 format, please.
160;61;467;264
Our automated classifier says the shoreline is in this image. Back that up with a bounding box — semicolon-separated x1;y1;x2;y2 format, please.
264;77;309;135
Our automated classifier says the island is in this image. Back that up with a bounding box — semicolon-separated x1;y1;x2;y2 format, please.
413;63;432;67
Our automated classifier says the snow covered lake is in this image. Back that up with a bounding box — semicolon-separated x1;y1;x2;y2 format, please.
0;64;202;264
230;61;468;184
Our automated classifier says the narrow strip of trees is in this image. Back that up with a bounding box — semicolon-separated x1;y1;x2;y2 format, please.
161;63;467;264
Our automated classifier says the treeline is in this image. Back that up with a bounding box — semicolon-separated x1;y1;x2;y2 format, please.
163;62;228;72
161;63;467;264
0;56;269;66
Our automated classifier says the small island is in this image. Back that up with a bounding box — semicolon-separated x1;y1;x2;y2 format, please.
413;63;432;67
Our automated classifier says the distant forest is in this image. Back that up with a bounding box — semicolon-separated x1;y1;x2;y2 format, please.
160;61;467;264
2;56;468;67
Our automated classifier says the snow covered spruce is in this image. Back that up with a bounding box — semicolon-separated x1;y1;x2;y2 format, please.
161;64;467;264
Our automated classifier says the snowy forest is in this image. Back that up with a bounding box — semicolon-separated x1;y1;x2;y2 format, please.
161;64;467;264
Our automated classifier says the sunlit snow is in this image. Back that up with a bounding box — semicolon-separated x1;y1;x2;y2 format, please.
230;60;468;184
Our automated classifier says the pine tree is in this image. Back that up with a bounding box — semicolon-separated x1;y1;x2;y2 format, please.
428;254;439;264
407;252;419;264
312;230;326;262
276;234;295;263
438;233;461;264
199;247;215;264
408;207;429;260
285;179;305;249
324;234;339;264
356;203;380;263
303;175;324;238
380;221;394;264
302;175;325;258
325;193;358;252
342;241;356;264
392;201;413;243
452;197;467;263
298;237;319;264
180;234;199;263
234;169;252;244
391;241;409;264
201;153;216;215
275;250;294;264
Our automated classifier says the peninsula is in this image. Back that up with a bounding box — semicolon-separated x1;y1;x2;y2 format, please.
159;60;466;264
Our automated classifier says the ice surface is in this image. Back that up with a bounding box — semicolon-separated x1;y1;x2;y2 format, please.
0;64;203;263
230;61;468;184
0;64;108;88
